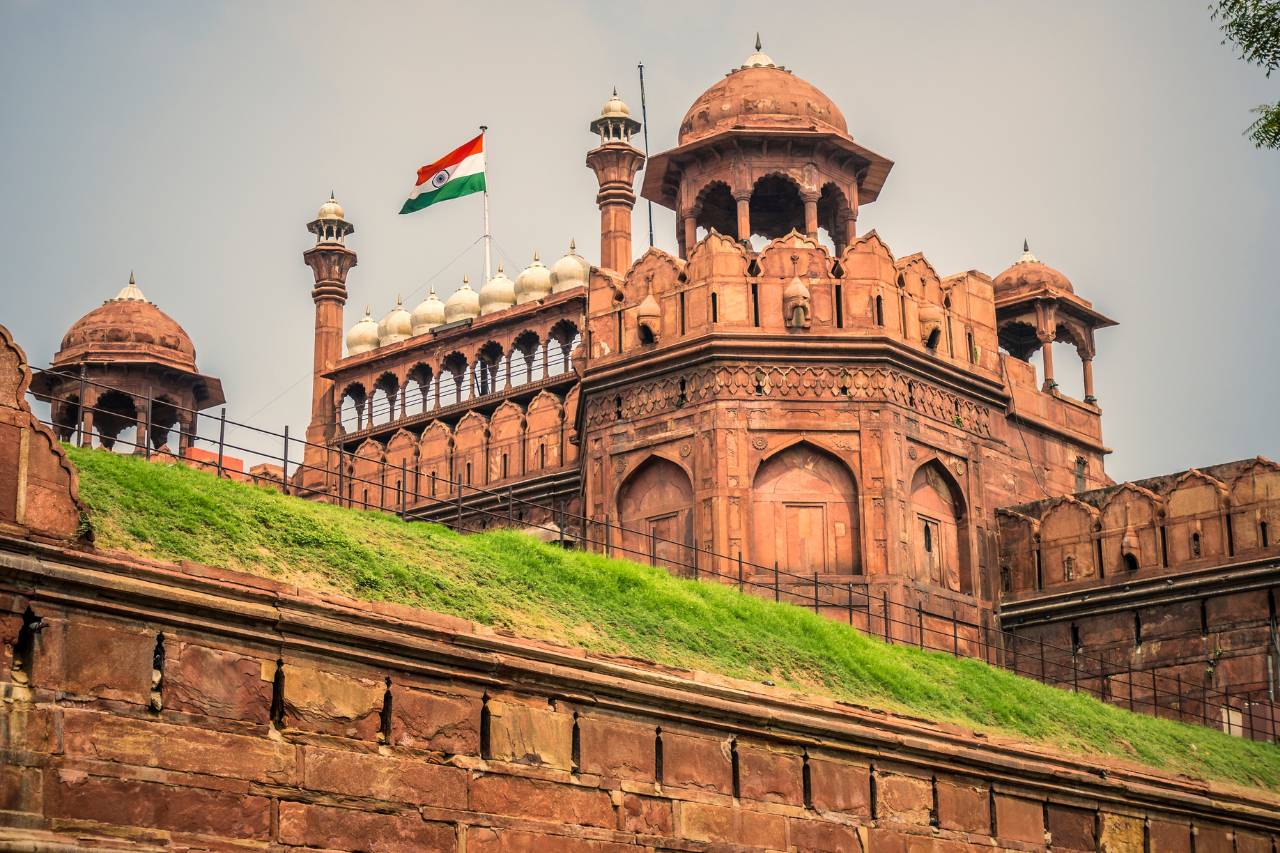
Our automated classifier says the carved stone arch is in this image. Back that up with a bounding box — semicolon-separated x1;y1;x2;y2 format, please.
749;172;807;240
750;440;860;575
616;453;696;576
692;179;737;239
1099;483;1164;573
1229;457;1280;552
1037;496;1101;587
907;457;971;593
1164;469;1230;565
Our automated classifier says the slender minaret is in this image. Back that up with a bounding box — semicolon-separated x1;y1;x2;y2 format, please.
301;195;356;495
586;89;645;272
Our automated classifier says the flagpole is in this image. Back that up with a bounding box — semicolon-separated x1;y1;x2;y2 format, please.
480;125;492;283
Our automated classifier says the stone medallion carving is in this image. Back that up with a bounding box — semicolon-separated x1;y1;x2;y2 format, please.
907;446;918;460
680;442;692;458
613;457;626;474
751;436;768;450
954;462;966;477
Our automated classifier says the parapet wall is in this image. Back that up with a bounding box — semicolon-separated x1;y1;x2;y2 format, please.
2;534;1278;853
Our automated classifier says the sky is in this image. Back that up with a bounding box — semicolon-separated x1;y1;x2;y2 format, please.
2;0;1277;483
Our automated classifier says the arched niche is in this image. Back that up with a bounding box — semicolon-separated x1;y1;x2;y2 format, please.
617;456;695;576
751;442;859;575
909;460;970;593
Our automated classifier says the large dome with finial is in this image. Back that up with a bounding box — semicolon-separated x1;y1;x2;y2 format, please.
678;38;849;146
55;274;198;371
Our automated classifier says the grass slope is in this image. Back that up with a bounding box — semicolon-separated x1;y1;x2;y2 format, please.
67;446;1280;789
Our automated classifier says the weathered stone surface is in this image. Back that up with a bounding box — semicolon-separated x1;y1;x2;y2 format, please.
791;818;863;853
389;687;481;755
809;757;871;817
679;801;785;849
165;643;271;723
1235;832;1270;853
580;715;654;782
469;774;614;829
61;709;295;784
936;776;988;834
281;662;383;739
995;794;1044;844
0;764;41;814
661;731;732;794
1194;825;1234;853
51;619;153;702
1099;812;1144;853
622;793;672;836
486;701;574;769
278;801;454;853
469;828;631;853
737;742;803;805
303;746;467;808
48;770;270;839
876;772;932;826
1048;803;1095;851
1149;820;1192;853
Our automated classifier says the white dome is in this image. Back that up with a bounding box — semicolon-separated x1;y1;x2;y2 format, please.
549;240;590;293
479;265;517;316
444;274;481;323
377;296;412;346
411;285;446;335
346;306;380;356
515;252;552;304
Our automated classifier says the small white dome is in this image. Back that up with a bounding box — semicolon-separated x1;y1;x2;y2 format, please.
444;274;481;323
377;295;412;346
317;196;345;220
411;285;446;335
479;264;517;316
346;306;380;356
514;251;552;304
549;240;590;293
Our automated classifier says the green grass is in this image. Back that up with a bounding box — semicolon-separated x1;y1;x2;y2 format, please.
66;445;1280;790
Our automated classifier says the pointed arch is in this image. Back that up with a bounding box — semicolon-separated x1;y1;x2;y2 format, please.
908;459;970;593
617;455;695;576
750;441;860;576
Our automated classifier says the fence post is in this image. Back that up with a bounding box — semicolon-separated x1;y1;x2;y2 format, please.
508;485;514;528
399;459;407;521
737;553;743;593
143;391;152;461
916;603;923;651
847;583;853;626
282;426;290;496
1224;685;1231;735
1152;670;1159;719
337;450;345;508
883;591;889;643
1072;652;1078;693
605;514;612;557
456;482;463;531
1176;674;1184;724
1010;628;1019;676
650;529;656;566
76;365;87;448
813;574;819;615
216;408;226;478
952;610;959;658
774;562;779;602
1040;637;1046;683
1127;663;1134;711
559;501;565;548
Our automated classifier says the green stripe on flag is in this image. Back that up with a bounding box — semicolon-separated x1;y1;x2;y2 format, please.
399;172;487;214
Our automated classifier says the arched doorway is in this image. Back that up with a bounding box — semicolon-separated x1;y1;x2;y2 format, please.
617;457;695;576
910;461;969;592
751;442;859;575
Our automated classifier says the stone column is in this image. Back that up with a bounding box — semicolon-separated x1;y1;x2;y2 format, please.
586;142;645;272
1038;333;1056;391
802;191;820;240
1083;358;1095;401
682;213;698;258
734;192;752;243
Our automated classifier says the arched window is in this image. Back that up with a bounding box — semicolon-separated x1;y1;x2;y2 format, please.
1192;532;1201;557
751;443;859;575
910;461;970;592
502;453;509;479
876;295;885;327
711;292;719;323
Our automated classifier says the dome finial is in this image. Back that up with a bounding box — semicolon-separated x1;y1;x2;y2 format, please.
463;273;468;285
498;262;503;273
534;250;539;261
397;294;402;306
1023;238;1029;253
756;33;761;51
365;305;370;316
613;86;617;96
129;270;134;285
430;283;435;295
570;237;576;251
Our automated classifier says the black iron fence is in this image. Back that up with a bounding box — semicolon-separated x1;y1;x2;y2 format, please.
25;365;1280;745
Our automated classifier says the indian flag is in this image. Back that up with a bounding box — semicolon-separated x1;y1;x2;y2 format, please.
399;133;486;214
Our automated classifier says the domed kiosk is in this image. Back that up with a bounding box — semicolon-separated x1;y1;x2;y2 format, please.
31;274;225;453
641;38;895;256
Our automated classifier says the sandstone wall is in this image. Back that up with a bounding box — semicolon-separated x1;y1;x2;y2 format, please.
2;535;1278;853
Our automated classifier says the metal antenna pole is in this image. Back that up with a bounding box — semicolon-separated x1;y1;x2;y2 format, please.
637;62;654;248
480;125;492;283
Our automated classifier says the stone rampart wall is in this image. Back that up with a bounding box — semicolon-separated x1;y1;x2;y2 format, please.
2;536;1278;853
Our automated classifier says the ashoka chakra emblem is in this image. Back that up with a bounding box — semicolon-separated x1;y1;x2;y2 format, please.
430;169;451;189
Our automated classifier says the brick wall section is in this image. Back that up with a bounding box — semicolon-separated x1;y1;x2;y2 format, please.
1;535;1278;853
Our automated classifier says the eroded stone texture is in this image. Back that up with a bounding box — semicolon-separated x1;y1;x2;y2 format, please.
389;686;481;754
485;700;574;769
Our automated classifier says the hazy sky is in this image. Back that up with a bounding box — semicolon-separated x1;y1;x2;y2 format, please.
2;1;1276;482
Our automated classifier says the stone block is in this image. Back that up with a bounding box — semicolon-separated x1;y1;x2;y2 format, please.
1195;825;1234;853
875;772;932;826
660;731;732;794
791;818;863;853
48;770;269;839
679;801;784;849
281;662;383;739
278;801;454;853
1099;813;1143;853
303;747;467;808
737;742;803;805
390;687;481;755
165;643;271;724
486;701;573;770
1048;804;1095;851
809;757;870;817
622;793;671;836
61;709;296;784
468;828;630;853
0;764;40;814
1148;820;1191;853
580;716;654;782
52;618;153;703
469;774;614;829
0;705;55;754
936;777;988;834
865;826;906;853
994;794;1043;845
1236;833;1270;853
